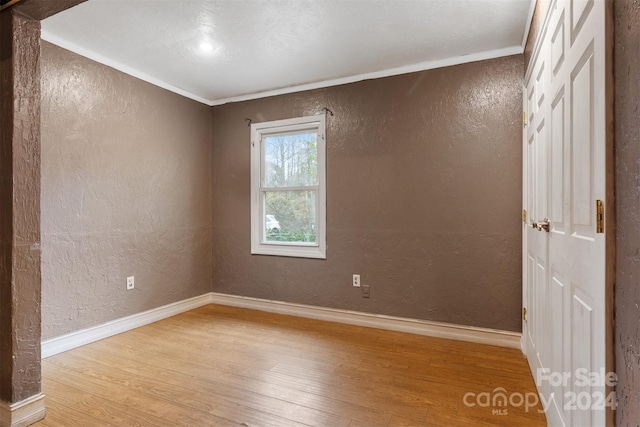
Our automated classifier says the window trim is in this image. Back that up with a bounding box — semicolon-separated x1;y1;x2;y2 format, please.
250;114;326;259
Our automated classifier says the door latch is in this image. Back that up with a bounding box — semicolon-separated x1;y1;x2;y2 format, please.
532;218;550;232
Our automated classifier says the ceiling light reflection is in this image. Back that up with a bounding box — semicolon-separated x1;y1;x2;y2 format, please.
199;41;215;53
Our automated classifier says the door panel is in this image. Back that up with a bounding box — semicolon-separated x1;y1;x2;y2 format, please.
536;120;547;224
550;89;565;230
550;271;567;422
527;254;536;346
551;11;566;75
571;286;594;426
524;62;548;369
537;62;547;110
571;0;593;39
528;85;537;126
570;44;595;234
523;1;607;426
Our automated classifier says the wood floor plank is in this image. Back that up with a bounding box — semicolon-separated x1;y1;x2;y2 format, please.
52;353;315;427
57;341;351;426
43;362;238;426
39;395;114;427
43;378;175;427
65;340;350;425
44;355;224;425
34;304;546;427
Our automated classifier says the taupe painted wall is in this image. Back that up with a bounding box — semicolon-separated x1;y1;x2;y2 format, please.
1;0;86;407
614;1;640;425
40;42;213;340
212;55;524;332
0;11;16;404
0;9;43;404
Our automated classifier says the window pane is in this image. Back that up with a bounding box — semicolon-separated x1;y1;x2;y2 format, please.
264;132;317;187
265;190;316;243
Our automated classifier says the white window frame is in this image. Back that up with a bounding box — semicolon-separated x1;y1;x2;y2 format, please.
250;114;326;259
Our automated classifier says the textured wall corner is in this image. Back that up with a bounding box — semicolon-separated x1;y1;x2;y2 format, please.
614;1;640;425
523;0;551;72
11;13;42;403
212;55;524;332
1;0;110;410
0;12;15;404
0;10;43;404
40;42;213;340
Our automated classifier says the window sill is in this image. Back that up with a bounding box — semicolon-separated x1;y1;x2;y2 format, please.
251;244;326;259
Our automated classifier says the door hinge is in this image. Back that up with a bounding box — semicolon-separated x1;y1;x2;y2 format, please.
523;209;527;223
523;112;528;126
523;307;527;321
596;200;604;233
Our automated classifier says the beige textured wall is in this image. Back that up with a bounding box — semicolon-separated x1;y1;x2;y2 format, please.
614;0;640;424
40;42;523;338
1;0;86;406
0;9;44;404
40;42;213;340
212;55;524;332
0;13;14;402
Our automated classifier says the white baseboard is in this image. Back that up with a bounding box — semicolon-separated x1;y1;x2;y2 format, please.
41;292;521;359
41;294;212;358
209;293;522;349
0;393;46;427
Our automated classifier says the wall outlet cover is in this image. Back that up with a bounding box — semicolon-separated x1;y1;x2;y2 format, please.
353;274;361;287
362;285;370;298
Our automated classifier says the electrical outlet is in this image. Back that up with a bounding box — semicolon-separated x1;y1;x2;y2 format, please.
362;285;370;298
353;274;360;287
126;276;135;291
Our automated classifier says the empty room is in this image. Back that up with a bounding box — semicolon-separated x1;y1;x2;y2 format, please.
1;0;638;426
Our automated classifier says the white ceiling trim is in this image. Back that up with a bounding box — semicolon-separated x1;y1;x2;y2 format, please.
208;45;524;106
41;29;213;106
42;29;523;107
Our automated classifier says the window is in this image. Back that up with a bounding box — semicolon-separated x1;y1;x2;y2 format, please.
251;114;326;259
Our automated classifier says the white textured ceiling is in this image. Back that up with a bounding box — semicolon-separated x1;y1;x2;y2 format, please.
42;0;535;106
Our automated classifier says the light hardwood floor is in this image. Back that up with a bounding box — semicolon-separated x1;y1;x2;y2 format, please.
34;304;547;426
